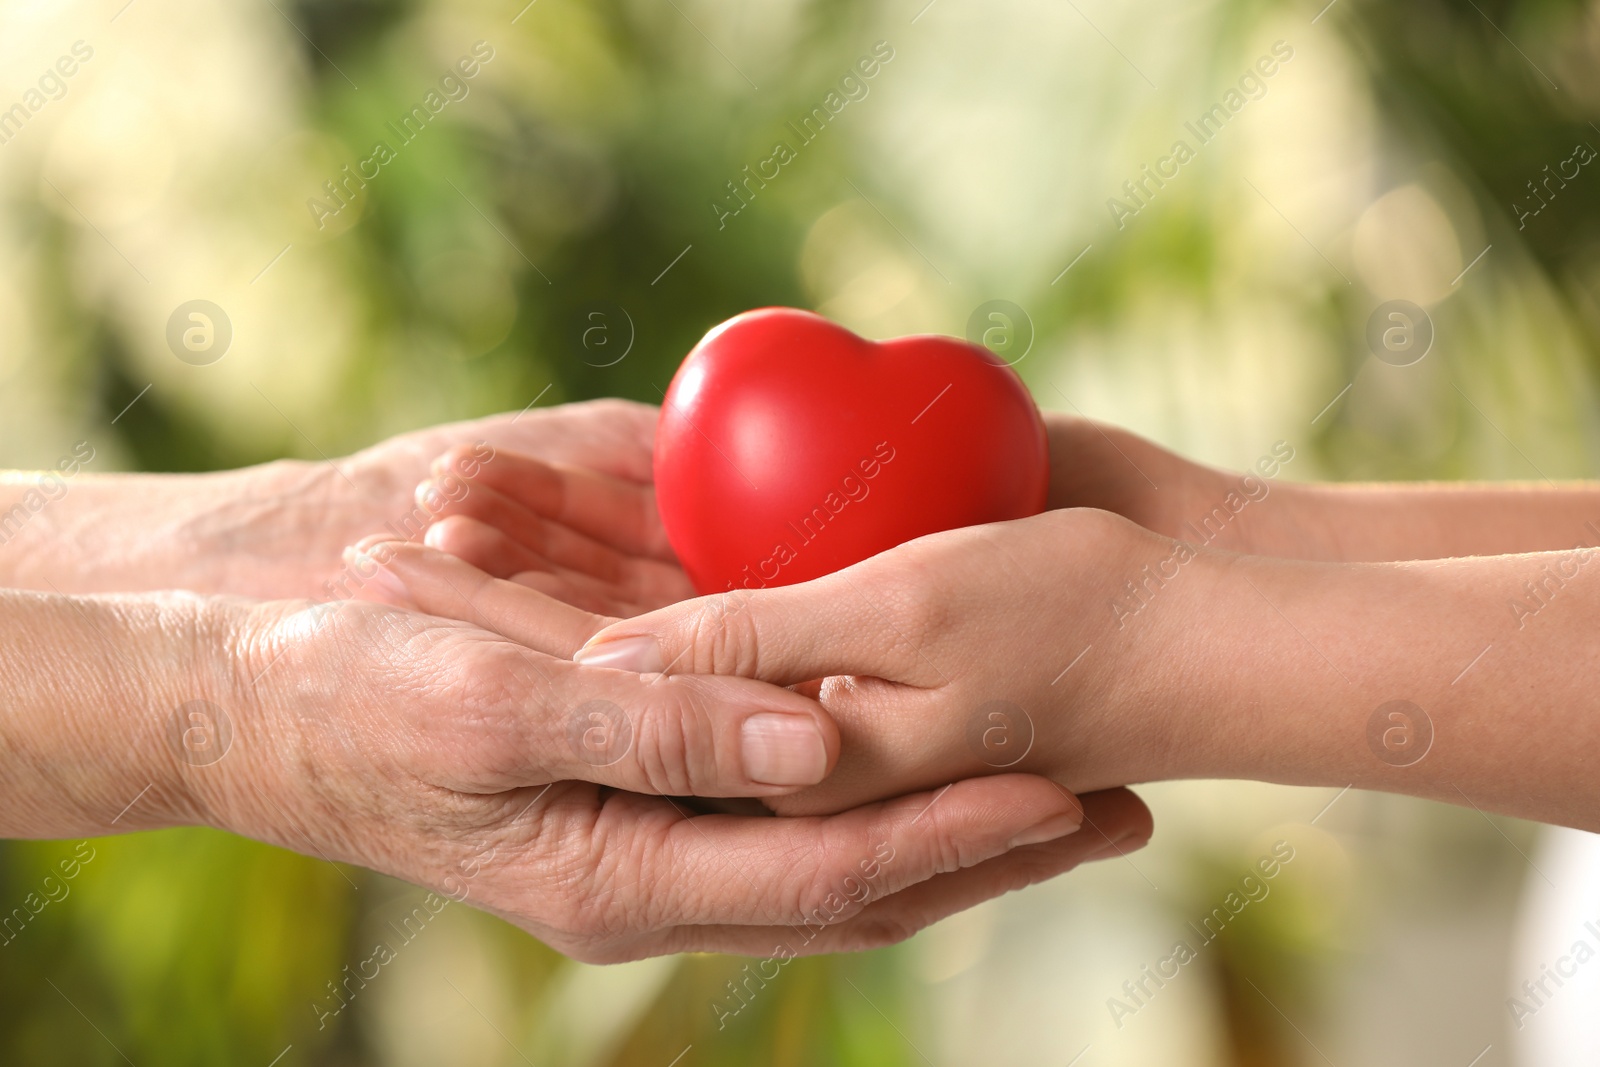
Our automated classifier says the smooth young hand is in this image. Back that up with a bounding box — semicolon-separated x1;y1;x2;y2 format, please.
571;504;1600;830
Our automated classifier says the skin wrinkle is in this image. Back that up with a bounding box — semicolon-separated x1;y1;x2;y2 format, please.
409;638;544;791
572;797;663;938
0;594;189;834
628;691;696;797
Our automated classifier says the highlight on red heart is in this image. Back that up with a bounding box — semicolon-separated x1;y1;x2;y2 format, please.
653;308;1051;593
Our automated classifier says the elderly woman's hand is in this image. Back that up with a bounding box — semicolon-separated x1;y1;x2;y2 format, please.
0;580;1148;963
410;444;691;615
0;399;664;601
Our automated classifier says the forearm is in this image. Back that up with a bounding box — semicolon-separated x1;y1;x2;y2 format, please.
1248;481;1600;562
1144;546;1600;827
0;590;213;837
0;461;394;600
1042;412;1600;563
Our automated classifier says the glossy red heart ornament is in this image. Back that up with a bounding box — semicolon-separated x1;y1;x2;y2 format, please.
655;308;1049;593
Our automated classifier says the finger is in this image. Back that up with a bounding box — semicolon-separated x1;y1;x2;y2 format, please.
382;616;842;798
425;513;559;579
350;538;846;796
570;568;927;687
349;538;609;657
419;477;638;585
593;774;1086;930
433;444;676;561
649;788;1152;958
508;569;641;617
426;513;694;608
423;516;646;613
401;399;658;484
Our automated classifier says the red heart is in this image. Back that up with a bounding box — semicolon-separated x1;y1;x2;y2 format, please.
655;308;1049;593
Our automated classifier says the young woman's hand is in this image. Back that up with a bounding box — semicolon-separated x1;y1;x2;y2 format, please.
568;499;1600;831
1042;412;1311;558
564;508;1186;815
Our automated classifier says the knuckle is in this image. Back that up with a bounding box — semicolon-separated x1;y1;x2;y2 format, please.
1059;505;1137;551
683;595;764;676
545;846;634;947
789;850;880;930
909;810;979;877
425;644;547;778
794;880;867;931
451;645;538;723
929;823;970;876
624;688;702;795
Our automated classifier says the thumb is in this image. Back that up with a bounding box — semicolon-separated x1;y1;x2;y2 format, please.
572;575;929;687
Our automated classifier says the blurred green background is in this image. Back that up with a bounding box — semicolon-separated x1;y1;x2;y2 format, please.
3;0;1599;1062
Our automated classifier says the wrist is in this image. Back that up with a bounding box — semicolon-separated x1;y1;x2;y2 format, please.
168;596;323;842
1060;516;1350;788
0;461;337;597
1030;509;1222;788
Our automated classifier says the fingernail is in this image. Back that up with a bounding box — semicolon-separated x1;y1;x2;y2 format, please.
1007;811;1083;849
572;635;664;674
740;713;828;786
415;480;443;512
431;447;473;478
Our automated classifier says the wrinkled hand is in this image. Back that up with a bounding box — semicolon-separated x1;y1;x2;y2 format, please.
138;399;667;602
415;444;693;615
189;555;1147;962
